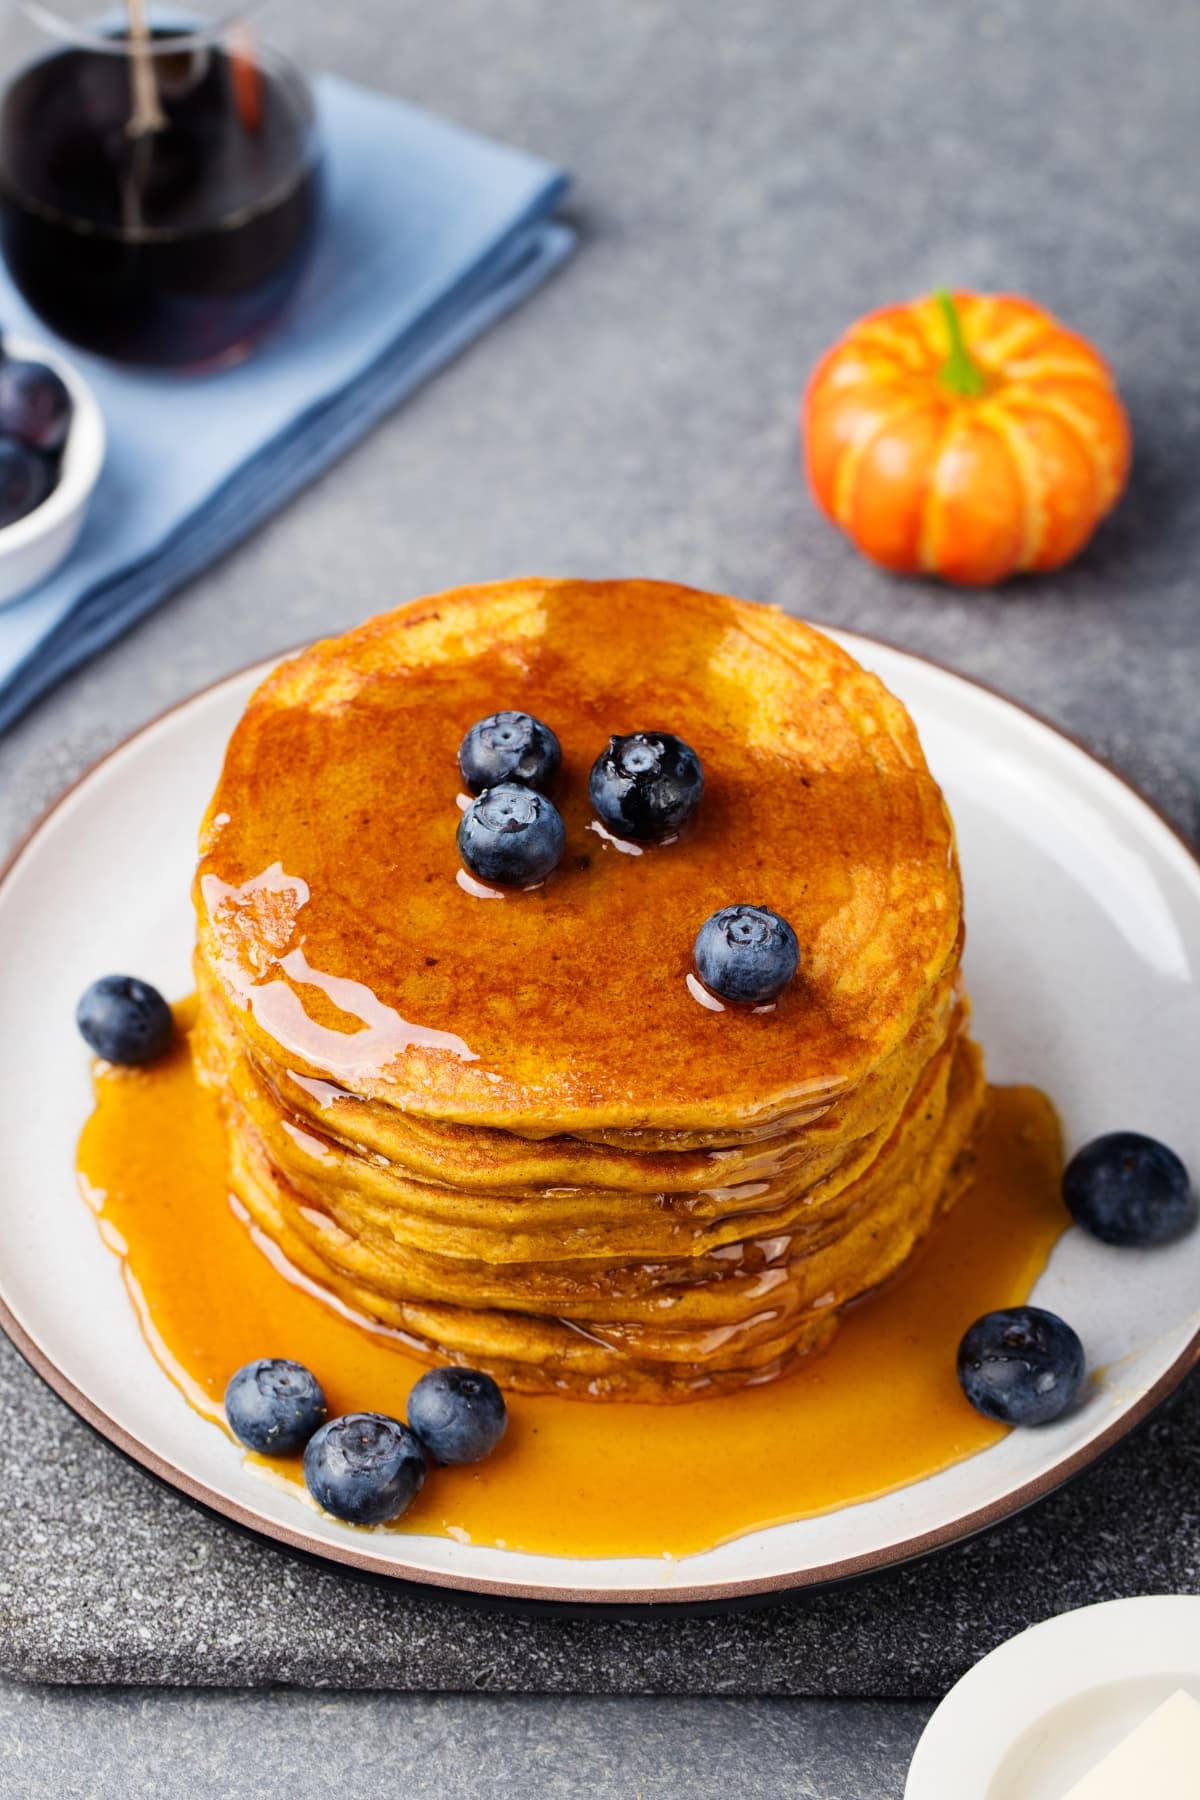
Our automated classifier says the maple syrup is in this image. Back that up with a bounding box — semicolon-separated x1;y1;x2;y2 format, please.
77;1012;1068;1558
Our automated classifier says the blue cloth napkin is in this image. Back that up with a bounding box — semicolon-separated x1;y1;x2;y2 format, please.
0;75;574;732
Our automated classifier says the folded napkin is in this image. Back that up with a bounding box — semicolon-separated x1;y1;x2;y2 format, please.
0;75;574;733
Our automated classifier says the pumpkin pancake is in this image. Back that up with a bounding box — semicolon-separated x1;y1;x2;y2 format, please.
210;1032;983;1398
194;579;962;1135
199;999;968;1266
192;946;963;1202
192;578;983;1398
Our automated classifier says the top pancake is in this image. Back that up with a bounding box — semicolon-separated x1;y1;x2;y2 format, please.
194;579;962;1133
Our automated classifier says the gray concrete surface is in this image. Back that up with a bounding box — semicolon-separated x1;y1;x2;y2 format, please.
0;1688;935;1799
1;0;1198;1792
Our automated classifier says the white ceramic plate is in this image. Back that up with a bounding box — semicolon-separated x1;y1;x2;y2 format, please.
905;1595;1200;1798
2;629;1198;1604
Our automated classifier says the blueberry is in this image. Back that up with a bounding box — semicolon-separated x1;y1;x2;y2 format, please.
459;711;561;795
457;783;565;885
224;1358;327;1455
1063;1132;1195;1247
693;905;800;1004
589;732;704;840
408;1366;508;1466
0;359;71;454
303;1412;427;1525
957;1306;1085;1426
0;438;51;528
76;974;174;1064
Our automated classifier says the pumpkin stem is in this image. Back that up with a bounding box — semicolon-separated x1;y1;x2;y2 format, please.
935;290;985;397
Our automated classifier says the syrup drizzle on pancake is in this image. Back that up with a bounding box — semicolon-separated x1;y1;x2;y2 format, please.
193;580;963;1134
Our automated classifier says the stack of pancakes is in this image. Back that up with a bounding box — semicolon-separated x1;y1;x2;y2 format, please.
192;579;985;1400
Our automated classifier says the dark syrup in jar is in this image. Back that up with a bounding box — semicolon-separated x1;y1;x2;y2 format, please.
0;33;320;367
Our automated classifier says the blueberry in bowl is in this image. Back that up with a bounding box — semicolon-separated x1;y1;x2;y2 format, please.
0;354;72;454
459;711;561;795
0;333;104;605
76;974;174;1064
957;1305;1086;1426
458;783;566;885
1063;1131;1195;1247
303;1412;427;1525
693;905;800;1005
0;438;52;528
408;1366;508;1466
224;1358;327;1455
589;732;704;841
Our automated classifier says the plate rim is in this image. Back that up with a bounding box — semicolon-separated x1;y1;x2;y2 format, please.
3;623;1199;1606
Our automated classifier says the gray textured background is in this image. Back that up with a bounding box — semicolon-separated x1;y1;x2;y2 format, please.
1;0;1198;1792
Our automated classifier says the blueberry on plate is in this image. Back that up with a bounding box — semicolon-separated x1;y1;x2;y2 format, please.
408;1366;508;1466
457;783;565;885
693;905;799;1004
76;974;174;1064
0;438;52;528
957;1306;1085;1426
0;357;72;454
224;1358;327;1455
589;732;704;840
1063;1131;1195;1247
459;711;561;795
303;1412;427;1525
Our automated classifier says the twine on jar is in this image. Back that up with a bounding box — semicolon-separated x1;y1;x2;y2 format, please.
125;0;166;136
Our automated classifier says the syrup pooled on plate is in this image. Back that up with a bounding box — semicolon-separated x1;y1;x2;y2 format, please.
76;1005;1068;1559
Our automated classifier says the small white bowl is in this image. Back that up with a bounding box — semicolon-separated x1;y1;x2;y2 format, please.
0;333;105;607
906;1595;1200;1799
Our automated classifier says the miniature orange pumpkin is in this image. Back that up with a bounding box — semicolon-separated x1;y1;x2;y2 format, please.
803;291;1131;586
